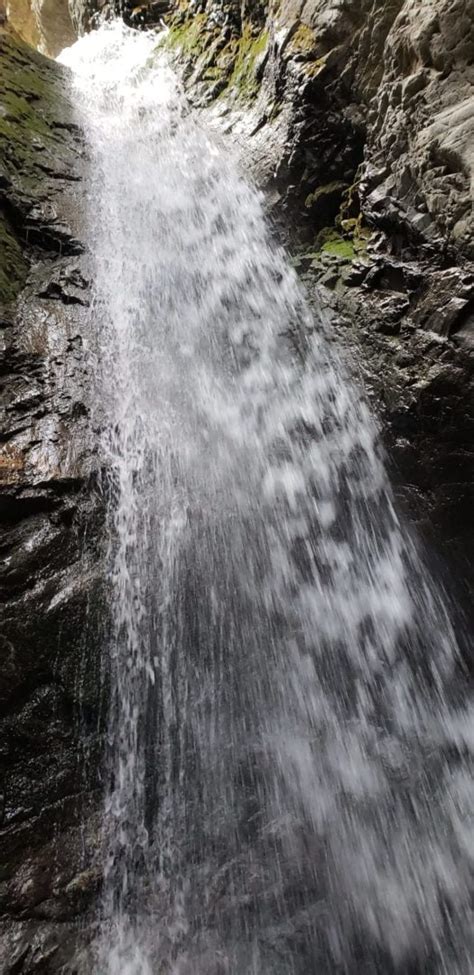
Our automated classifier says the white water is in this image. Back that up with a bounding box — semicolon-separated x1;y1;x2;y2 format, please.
60;22;473;975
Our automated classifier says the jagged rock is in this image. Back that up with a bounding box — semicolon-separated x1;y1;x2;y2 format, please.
68;0;174;33
0;27;103;965
363;0;474;258
0;918;96;973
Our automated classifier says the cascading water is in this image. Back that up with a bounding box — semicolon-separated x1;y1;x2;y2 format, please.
60;22;472;975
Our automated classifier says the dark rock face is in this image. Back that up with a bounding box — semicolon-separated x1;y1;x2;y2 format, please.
363;0;474;257
0;29;103;970
68;0;174;32
160;0;474;601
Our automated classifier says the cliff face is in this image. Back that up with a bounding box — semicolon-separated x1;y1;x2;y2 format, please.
0;28;102;971
3;0;41;50
159;0;474;595
5;0;76;55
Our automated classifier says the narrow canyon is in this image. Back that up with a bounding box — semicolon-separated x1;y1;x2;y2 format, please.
0;2;472;973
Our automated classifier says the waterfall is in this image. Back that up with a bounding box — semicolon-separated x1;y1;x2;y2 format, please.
60;22;472;975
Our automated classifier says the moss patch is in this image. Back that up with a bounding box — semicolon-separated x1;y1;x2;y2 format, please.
0;29;78;306
162;13;209;57
163;13;269;104
0;29;77;175
307;182;372;266
321;236;356;260
225;26;269;100
287;22;317;57
317;223;370;258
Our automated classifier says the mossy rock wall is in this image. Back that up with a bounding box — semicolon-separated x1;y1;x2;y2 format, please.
0;27;103;971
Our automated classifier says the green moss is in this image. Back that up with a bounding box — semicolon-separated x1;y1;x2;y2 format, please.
0;30;75;308
225;26;269;100
316;223;370;259
338;183;372;254
0;88;54;142
0;31;75;156
306;179;372;263
202;65;224;80
0;213;28;308
287;22;317;56
322;237;356;260
162;13;209;56
163;14;269;104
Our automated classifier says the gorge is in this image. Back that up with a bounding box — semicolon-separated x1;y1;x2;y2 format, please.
0;2;473;973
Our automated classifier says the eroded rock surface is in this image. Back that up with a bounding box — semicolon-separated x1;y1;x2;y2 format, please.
0;29;103;971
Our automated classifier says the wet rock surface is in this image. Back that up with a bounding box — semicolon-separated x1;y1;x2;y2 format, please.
159;0;474;604
0;28;103;969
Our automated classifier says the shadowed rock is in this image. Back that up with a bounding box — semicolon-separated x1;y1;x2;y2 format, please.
0;26;104;970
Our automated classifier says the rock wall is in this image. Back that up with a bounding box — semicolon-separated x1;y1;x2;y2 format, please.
160;0;474;604
3;0;41;50
0;28;103;971
4;0;76;56
68;0;173;33
33;0;76;56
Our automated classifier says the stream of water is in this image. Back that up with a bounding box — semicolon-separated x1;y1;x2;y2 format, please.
60;22;472;975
